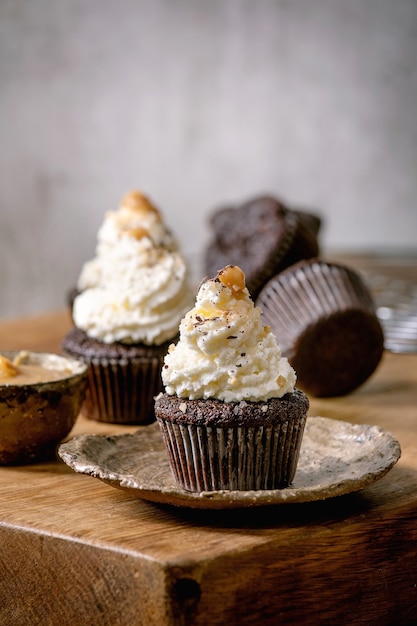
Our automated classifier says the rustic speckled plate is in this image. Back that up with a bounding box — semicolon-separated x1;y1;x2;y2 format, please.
58;417;401;510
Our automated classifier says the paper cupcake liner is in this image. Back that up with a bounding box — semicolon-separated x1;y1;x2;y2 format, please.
82;356;163;424
157;417;307;492
257;259;378;354
256;259;384;396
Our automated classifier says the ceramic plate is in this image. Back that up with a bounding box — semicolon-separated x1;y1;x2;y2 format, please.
58;417;401;510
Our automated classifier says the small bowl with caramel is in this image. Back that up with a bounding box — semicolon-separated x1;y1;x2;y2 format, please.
0;351;88;464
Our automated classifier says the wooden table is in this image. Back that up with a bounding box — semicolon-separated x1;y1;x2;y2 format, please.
1;258;417;625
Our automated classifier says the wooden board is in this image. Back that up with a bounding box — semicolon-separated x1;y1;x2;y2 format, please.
0;303;417;625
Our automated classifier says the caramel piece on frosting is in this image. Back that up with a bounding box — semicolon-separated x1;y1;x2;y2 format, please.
126;227;151;241
120;190;160;217
218;265;246;295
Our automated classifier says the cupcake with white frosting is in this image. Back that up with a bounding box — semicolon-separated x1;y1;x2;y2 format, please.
154;264;309;491
63;190;192;424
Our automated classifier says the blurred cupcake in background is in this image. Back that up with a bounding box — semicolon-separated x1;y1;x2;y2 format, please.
62;190;193;424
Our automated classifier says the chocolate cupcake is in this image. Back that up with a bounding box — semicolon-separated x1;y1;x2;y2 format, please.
256;259;385;397
154;265;309;492
62;327;170;424
204;195;321;298
62;191;192;424
155;390;308;492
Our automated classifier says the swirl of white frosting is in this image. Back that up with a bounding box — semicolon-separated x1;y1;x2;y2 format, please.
162;265;296;401
73;191;192;345
77;191;177;291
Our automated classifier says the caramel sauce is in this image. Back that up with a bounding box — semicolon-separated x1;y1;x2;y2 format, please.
0;353;72;385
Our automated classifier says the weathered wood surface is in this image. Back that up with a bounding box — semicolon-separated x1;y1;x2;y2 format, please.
0;272;417;625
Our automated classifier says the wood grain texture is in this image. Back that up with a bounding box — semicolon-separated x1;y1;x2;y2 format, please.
0;300;417;625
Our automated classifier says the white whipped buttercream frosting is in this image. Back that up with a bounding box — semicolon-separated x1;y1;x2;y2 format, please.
73;191;192;345
162;265;296;401
77;191;177;291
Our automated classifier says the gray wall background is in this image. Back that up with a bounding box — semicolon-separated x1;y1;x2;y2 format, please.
1;0;416;319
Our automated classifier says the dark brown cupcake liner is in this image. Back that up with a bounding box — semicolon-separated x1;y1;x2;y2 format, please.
257;259;377;351
157;416;307;492
80;355;163;424
256;259;384;396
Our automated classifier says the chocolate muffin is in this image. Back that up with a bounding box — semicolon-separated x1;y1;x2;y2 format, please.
256;259;385;397
294;208;322;238
204;195;321;298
